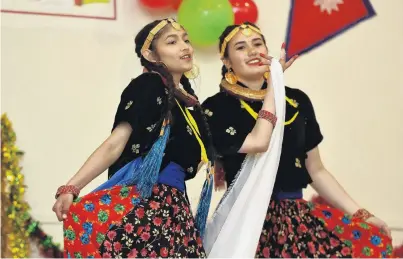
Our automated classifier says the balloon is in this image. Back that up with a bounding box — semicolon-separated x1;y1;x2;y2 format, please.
171;0;182;10
229;0;258;24
178;0;234;47
139;0;171;9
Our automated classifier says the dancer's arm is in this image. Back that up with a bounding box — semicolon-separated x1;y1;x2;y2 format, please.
302;85;391;236
202;85;276;157
306;147;360;215
52;73;167;221
239;82;276;153
66;124;132;190
65;73;166;190
52;122;132;221
301;86;360;214
306;147;391;237
241;45;296;154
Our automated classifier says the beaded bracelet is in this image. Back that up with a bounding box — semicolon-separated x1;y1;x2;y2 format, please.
55;185;80;199
258;110;277;127
352;208;374;221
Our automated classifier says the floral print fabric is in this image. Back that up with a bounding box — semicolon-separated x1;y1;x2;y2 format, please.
63;184;205;258
255;199;394;258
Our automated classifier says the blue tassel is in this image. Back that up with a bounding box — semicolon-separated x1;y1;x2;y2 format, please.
126;125;171;198
194;172;214;237
91;157;143;193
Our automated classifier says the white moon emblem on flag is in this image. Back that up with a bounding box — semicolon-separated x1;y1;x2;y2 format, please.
313;0;344;14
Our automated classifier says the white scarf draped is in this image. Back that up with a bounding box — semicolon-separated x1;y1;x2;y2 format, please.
203;59;286;258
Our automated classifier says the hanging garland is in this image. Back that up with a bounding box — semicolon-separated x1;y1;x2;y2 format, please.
1;114;62;258
26;217;63;258
1;113;31;258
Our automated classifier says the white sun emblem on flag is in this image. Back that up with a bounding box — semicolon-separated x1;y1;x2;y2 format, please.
314;0;344;14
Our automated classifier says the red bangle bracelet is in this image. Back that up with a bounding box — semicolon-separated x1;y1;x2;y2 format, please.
352;208;374;221
55;185;80;199
258;110;277;127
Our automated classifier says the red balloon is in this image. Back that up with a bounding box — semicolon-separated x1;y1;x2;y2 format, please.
139;0;171;9
229;0;258;25
171;0;182;10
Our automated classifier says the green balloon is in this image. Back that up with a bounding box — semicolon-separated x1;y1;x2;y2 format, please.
178;0;234;47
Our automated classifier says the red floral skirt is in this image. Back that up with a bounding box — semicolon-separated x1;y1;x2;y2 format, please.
255;199;394;258
63;184;205;258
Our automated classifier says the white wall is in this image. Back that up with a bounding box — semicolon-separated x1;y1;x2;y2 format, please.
1;0;402;249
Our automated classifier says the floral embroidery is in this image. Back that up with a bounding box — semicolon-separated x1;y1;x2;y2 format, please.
156;97;162;105
131;144;140;154
187;167;194;173
204;109;213;117
186;125;193;135
295;158;302;168
226;127;237;135
287;98;299;108
125;101;133;110
164;88;169;95
146;123;156;132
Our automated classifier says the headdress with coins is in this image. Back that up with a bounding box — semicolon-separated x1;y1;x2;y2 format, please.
220;23;263;58
141;18;199;80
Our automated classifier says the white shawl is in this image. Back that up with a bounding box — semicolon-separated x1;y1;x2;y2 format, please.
203;59;286;258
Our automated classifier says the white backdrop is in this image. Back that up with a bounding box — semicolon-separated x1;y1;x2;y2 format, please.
1;0;403;248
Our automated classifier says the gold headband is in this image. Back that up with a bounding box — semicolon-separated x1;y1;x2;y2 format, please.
141;18;181;54
220;24;262;57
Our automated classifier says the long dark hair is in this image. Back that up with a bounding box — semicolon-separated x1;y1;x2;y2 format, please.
218;22;267;79
134;19;217;165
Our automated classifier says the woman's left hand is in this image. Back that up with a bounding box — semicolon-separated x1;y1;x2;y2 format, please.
280;42;298;72
366;216;392;238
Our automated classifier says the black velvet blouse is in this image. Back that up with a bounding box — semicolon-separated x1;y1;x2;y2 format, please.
202;82;323;192
108;73;206;181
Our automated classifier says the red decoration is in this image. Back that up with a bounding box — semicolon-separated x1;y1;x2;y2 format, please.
394;243;403;258
258;110;277;127
285;0;375;60
171;0;182;10
55;185;80;199
310;195;401;258
229;0;258;24
139;0;171;9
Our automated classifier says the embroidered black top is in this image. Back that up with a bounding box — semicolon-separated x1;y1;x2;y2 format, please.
108;73;206;180
201;82;323;192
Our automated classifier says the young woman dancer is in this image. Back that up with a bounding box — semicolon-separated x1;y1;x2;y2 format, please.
203;22;393;258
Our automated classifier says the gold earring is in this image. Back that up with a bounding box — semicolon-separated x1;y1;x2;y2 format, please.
184;64;200;79
225;68;238;85
264;71;270;80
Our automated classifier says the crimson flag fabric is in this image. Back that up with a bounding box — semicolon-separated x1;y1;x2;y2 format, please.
285;0;376;60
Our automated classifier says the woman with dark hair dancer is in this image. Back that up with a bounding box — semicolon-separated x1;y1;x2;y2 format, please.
52;18;217;258
203;22;394;258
